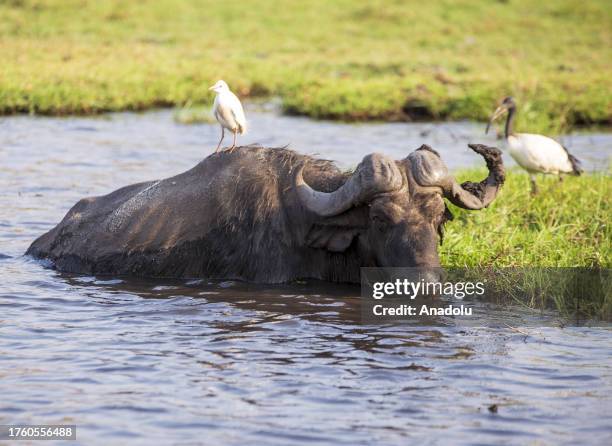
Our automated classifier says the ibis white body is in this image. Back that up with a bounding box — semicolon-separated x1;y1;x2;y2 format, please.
506;133;575;175
209;80;247;151
487;97;581;193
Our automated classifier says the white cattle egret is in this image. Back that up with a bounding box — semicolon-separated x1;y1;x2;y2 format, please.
486;97;582;194
209;80;247;152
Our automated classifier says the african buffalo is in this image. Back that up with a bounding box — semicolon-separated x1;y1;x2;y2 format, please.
26;144;504;283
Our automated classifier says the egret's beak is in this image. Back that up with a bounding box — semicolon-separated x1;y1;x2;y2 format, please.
485;105;507;134
208;85;216;91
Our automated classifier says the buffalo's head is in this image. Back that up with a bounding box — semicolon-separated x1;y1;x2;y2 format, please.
295;144;505;268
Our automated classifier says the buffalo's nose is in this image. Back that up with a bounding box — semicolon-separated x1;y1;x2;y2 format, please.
420;269;442;286
416;268;443;297
385;268;443;296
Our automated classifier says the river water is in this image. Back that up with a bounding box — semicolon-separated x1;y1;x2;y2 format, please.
0;109;611;445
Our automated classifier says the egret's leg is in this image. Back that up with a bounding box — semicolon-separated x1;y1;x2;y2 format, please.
530;175;539;195
215;127;225;153
558;174;564;183
231;129;237;149
225;130;238;153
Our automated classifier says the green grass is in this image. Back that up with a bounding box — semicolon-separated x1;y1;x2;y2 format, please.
1;0;611;131
441;170;611;268
441;169;611;321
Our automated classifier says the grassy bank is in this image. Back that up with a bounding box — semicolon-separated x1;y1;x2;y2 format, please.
441;170;611;268
1;0;611;131
443;169;611;321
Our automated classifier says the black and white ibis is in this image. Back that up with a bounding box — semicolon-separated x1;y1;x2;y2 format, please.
486;97;582;194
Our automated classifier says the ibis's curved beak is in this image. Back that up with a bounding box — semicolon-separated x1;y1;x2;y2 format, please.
485;105;507;134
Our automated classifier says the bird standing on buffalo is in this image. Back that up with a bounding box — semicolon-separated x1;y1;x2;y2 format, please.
209;80;247;152
486;96;582;194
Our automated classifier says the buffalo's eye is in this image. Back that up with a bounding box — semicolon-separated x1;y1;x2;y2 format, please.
371;214;390;232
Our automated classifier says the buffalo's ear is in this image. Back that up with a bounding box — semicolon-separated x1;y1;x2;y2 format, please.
306;225;362;252
305;206;368;253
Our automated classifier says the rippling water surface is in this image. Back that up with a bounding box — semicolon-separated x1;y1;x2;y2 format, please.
0;109;611;445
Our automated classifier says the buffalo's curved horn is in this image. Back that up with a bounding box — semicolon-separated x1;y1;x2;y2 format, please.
445;144;505;209
295;153;403;217
409;144;505;210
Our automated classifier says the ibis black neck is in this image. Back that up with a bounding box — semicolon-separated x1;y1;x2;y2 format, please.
505;106;516;138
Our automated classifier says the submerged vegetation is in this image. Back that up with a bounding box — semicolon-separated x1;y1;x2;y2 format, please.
441;169;611;268
1;0;611;131
479;268;611;322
